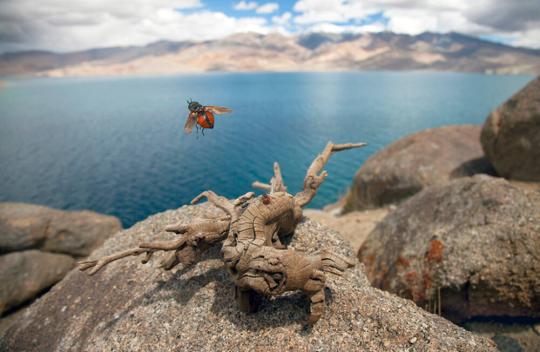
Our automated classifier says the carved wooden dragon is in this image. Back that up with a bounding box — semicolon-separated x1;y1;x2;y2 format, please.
79;142;366;324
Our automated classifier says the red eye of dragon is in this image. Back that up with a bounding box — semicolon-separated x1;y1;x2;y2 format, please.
262;194;271;205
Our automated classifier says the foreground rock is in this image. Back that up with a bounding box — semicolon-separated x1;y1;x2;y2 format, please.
344;125;494;211
0;202;122;256
304;208;389;252
1;204;495;351
481;76;540;181
0;202;121;322
359;175;540;321
0;250;74;315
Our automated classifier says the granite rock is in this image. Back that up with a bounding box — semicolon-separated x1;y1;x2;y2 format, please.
481;76;540;181
345;125;494;211
359;175;540;321
1;204;495;351
0;250;74;315
0;202;122;256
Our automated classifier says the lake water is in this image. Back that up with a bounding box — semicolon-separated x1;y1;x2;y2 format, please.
0;72;532;227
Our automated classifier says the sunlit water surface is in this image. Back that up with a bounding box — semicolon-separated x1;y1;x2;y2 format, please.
0;72;532;227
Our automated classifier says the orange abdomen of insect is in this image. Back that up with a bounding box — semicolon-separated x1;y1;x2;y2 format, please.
197;111;215;129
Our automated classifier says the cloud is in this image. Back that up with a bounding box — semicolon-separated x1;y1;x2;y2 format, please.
306;22;386;34
465;0;540;32
256;3;279;14
233;1;258;11
0;0;270;52
291;0;540;48
234;1;279;15
272;12;292;26
384;8;486;35
293;0;368;24
0;0;539;52
511;28;540;48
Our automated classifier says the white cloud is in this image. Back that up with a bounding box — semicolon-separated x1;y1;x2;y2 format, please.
233;1;258;11
272;12;292;26
292;0;540;48
0;0;271;52
235;1;279;15
384;8;483;35
511;28;540;48
306;22;386;34
256;3;279;14
293;0;369;24
1;0;539;52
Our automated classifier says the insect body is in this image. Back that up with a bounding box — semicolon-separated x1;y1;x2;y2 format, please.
184;100;232;134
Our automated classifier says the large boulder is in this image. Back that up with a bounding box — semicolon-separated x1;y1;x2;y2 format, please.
0;250;74;315
0;202;122;257
344;125;495;211
358;175;540;321
481;76;540;181
1;204;495;351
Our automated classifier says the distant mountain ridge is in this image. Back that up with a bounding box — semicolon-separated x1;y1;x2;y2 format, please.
2;31;540;77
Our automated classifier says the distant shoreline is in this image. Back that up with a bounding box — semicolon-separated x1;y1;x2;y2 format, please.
0;69;535;81
2;32;539;78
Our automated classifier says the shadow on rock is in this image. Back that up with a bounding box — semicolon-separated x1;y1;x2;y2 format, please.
449;156;497;178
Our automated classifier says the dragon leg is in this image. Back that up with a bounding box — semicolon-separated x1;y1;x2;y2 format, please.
233;246;353;324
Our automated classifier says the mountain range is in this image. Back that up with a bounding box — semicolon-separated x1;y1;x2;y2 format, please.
2;31;540;77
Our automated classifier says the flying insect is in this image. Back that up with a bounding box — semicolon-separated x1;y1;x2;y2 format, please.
184;100;232;135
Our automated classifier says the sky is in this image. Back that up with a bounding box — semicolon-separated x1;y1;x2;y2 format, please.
0;0;539;53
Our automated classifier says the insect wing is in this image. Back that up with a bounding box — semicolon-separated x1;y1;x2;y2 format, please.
183;111;197;134
205;106;232;115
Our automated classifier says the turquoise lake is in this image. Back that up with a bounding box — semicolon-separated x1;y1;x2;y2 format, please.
0;72;533;227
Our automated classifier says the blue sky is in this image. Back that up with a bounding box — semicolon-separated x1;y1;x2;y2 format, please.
193;0;391;34
203;0;297;16
202;1;386;26
0;0;539;52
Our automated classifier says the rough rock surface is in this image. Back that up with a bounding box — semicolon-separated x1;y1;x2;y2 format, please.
0;250;74;315
1;204;495;352
481;76;540;181
358;175;540;321
344;125;495;211
0;202;122;256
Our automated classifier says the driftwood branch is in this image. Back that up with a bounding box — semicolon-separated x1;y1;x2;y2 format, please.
80;141;366;324
270;162;287;193
79;218;231;275
233;192;255;206
252;162;287;194
251;181;271;191
294;142;367;207
79;189;256;275
191;190;237;221
79;248;152;275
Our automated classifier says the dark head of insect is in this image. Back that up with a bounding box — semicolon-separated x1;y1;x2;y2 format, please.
187;99;204;113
